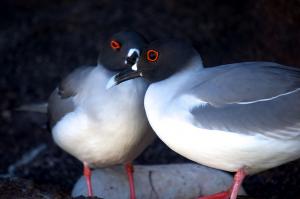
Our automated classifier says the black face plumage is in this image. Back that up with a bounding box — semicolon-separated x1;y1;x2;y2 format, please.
107;40;199;88
98;31;147;71
136;40;198;82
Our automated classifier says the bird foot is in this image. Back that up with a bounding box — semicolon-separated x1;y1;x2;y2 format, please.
198;168;246;199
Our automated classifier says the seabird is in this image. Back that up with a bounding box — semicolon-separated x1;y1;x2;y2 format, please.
107;40;300;199
47;31;155;198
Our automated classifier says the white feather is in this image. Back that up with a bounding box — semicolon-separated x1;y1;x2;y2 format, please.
144;62;300;174
52;65;154;167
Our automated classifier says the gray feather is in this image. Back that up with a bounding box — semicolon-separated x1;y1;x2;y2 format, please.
190;62;300;106
48;66;94;127
188;62;300;139
58;66;94;98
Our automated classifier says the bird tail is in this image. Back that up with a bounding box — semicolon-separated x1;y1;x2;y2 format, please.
15;103;48;113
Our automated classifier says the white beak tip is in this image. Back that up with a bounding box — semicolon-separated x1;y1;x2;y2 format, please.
106;76;117;90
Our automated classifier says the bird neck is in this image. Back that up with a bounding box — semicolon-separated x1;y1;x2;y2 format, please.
167;54;204;81
147;55;203;99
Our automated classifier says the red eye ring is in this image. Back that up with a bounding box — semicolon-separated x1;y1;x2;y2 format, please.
146;49;159;62
110;40;121;50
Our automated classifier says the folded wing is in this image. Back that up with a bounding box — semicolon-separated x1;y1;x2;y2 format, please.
189;62;300;139
48;66;93;127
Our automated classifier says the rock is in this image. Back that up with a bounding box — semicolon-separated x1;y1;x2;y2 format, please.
72;163;246;199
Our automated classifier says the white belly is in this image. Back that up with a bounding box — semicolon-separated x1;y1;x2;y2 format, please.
148;113;300;174
52;106;151;167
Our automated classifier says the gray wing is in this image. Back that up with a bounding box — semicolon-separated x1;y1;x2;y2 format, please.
189;62;300;139
48;66;93;127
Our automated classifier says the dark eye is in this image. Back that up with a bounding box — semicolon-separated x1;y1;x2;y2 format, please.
110;40;121;50
146;49;159;62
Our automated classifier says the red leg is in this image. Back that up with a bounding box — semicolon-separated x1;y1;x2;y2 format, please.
125;163;136;199
83;162;93;197
198;168;247;199
229;168;246;199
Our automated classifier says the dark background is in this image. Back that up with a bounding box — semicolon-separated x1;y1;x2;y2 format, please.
1;0;300;198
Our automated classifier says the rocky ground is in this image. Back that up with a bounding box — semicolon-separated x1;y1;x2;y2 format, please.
0;0;300;198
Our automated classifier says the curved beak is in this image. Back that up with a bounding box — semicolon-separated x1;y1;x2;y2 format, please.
106;48;142;89
106;68;142;89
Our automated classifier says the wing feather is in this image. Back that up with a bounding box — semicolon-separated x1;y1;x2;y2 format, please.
188;62;300;139
48;66;93;127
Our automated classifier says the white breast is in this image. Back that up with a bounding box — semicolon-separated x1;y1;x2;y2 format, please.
52;66;154;167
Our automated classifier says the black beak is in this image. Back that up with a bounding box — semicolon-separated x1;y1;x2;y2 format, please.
106;68;142;89
106;49;142;89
